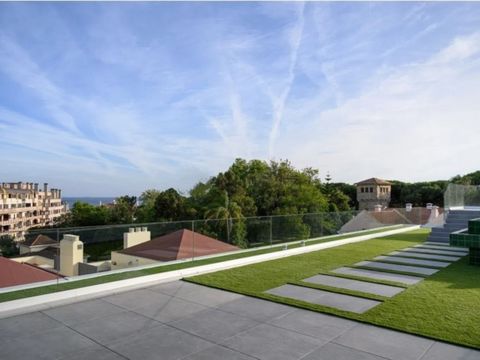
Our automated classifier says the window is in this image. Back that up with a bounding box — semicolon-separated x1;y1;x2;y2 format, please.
361;187;364;193
369;187;373;193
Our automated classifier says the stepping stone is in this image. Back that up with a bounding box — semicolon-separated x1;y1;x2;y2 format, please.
414;244;467;252
388;251;461;262
302;274;404;297
332;267;423;285
373;256;451;268
355;261;439;276
266;284;380;314
401;248;467;256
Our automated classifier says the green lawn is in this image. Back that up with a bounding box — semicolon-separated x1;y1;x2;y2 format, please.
186;229;480;349
0;226;399;303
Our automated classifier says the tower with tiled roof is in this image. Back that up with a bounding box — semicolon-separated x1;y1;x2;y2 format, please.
355;178;392;211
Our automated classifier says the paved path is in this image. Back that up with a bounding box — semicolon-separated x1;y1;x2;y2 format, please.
266;243;469;315
0;280;478;360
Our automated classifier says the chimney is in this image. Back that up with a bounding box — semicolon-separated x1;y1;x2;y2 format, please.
123;227;151;249
406;203;413;212
60;234;84;276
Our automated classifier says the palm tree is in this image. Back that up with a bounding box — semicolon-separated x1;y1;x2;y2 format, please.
205;191;243;243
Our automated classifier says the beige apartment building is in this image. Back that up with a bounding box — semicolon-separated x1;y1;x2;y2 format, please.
0;182;66;240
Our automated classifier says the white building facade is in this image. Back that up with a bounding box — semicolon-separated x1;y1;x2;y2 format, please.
0;182;66;240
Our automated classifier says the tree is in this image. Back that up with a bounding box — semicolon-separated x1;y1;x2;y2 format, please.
0;235;19;257
59;201;109;227
154;188;196;221
204;191;246;246
108;196;137;224
135;189;161;223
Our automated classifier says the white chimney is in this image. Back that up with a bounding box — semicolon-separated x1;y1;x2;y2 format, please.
124;227;151;248
406;203;413;212
60;234;83;276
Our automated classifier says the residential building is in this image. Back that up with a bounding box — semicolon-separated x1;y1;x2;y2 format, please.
356;177;392;210
0;182;66;240
111;228;239;269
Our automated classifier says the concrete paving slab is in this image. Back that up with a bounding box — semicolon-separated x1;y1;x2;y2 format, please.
60;346;125;360
420;341;480;360
0;325;98;360
71;310;162;345
332;267;424;285
266;284;381;313
355;261;439;275
402;248;467;256
415;244;467;252
221;323;325;360
149;281;243;307
171;307;259;342
133;295;209;324
108;324;214;360
182;345;256;360
334;323;434;360
0;311;63;340
302;342;386;360
42;299;126;326
268;308;355;341
388;251;461;261
216;296;294;322
303;274;404;297
101;288;172;310
374;255;451;268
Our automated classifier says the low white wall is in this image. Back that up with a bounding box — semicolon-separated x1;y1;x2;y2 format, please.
110;251;158;270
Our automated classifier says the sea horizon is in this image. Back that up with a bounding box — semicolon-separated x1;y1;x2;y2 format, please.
63;196;117;207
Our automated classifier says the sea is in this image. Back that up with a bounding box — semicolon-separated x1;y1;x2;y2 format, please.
63;197;117;208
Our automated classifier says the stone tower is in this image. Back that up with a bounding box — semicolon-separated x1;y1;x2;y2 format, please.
356;178;392;211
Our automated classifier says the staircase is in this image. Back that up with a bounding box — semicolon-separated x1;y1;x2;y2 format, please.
427;210;480;243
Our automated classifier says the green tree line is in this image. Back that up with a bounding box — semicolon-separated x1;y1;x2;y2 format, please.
49;161;479;248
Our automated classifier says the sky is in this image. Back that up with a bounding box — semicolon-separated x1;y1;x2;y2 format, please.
1;2;480;197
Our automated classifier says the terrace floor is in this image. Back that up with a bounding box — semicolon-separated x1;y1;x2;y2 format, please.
1;280;478;360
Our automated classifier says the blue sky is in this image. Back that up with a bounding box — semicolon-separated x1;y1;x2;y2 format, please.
1;2;480;196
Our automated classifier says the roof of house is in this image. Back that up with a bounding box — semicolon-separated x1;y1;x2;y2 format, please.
356;178;392;186
0;256;60;288
22;234;57;247
13;246;59;260
119;228;239;262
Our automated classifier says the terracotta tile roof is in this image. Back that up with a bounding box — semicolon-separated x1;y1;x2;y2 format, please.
355;178;392;186
119;229;239;262
0;256;60;288
369;210;408;224
368;208;444;225
22;234;57;247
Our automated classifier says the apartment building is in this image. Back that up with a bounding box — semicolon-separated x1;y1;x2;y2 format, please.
0;182;66;240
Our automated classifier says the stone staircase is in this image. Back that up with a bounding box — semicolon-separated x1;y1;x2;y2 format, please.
427;210;480;243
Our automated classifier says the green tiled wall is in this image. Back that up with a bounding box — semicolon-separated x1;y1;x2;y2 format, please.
468;218;480;234
470;248;480;266
451;218;480;265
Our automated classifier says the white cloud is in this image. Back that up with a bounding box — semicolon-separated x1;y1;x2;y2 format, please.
276;31;480;183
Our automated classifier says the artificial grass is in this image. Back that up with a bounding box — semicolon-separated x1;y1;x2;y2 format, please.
0;226;399;303
186;228;480;349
